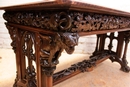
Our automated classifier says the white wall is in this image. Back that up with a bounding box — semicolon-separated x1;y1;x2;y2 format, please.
0;10;11;48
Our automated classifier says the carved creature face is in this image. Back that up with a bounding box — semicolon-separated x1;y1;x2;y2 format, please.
60;33;79;54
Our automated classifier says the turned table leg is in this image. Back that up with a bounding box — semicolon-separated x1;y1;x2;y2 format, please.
41;68;53;87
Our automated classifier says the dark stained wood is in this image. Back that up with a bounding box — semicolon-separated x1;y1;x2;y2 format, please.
3;11;130;33
79;28;130;36
1;1;130;87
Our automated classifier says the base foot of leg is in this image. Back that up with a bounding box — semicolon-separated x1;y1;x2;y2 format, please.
13;83;17;87
109;55;130;73
120;65;130;72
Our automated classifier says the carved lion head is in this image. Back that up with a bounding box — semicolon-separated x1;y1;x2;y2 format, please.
60;32;79;54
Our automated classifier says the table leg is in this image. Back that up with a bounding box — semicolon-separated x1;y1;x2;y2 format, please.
93;31;130;72
6;25;28;87
6;23;79;87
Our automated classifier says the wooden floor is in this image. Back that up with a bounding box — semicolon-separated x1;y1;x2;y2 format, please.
0;49;130;87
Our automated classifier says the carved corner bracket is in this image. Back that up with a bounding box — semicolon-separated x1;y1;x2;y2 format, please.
6;24;18;53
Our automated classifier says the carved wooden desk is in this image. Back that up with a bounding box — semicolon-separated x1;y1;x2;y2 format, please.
1;0;130;87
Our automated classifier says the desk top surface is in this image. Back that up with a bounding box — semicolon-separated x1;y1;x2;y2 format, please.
1;0;130;17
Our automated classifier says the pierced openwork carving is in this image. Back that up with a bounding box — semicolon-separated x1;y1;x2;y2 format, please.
20;31;37;86
40;32;79;76
4;11;130;32
20;31;36;61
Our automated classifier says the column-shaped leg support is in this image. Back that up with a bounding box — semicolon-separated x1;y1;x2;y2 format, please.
121;31;130;72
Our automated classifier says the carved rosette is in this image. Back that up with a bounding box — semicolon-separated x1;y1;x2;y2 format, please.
39;32;79;76
3;11;130;32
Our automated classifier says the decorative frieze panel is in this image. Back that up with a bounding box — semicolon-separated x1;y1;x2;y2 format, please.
3;11;130;32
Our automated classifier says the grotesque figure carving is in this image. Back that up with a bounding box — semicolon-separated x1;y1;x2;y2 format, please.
40;32;79;76
59;33;79;54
